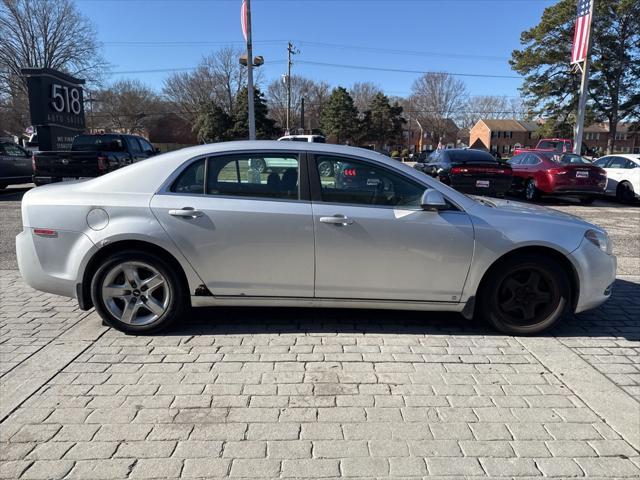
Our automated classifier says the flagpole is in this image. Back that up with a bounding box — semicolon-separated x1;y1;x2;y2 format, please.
573;0;594;155
245;0;256;140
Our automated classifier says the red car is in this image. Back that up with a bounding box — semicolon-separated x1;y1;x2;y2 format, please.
509;152;606;204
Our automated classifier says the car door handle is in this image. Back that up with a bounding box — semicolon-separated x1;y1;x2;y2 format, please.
319;215;354;226
169;207;203;218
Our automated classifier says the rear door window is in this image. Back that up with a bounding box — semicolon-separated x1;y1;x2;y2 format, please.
206;154;300;200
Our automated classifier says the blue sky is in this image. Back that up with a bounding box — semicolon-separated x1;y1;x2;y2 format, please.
77;0;557;98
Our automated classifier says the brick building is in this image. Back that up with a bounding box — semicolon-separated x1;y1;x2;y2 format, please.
583;123;640;155
469;119;541;155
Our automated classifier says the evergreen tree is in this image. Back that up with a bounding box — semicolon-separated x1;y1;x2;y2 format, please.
229;87;277;140
193;102;232;143
510;0;639;153
320;87;359;144
367;93;405;150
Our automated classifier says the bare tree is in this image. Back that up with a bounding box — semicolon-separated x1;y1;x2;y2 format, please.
410;73;467;143
163;47;260;122
0;0;104;134
459;96;510;130
92;79;160;134
265;76;330;134
350;81;382;113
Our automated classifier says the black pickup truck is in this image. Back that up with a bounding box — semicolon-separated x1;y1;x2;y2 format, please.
33;134;159;185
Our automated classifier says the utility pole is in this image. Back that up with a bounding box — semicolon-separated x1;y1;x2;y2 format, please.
300;97;305;133
573;0;595;155
245;0;256;140
286;41;299;135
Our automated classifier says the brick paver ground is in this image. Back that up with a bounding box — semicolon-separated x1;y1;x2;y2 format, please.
1;194;639;478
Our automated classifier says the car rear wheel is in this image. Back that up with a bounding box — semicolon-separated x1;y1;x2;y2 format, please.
524;179;539;201
479;253;570;335
91;250;187;334
616;181;635;204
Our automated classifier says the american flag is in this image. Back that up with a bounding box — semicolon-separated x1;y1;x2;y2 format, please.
241;0;248;41
571;0;593;64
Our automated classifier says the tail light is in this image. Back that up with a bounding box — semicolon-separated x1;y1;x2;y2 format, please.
97;155;107;173
343;168;357;177
31;154;36;172
548;168;568;175
450;166;511;175
34;228;57;237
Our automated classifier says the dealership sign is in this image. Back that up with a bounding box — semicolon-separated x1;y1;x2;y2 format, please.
21;68;86;150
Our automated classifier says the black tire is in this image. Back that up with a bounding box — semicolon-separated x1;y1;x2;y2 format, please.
90;250;187;334
478;253;571;335
579;196;595;205
524;178;539;201
616;181;635;204
0;184;6;190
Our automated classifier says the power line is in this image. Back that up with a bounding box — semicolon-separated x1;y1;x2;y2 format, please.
296;60;522;79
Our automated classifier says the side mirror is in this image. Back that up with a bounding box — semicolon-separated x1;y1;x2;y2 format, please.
420;188;448;211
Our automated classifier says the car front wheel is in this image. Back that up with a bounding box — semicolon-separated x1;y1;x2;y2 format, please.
479;253;571;335
90;250;187;334
616;181;635;204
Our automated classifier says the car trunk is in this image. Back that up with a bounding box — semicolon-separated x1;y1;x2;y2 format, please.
449;162;513;193
549;164;606;191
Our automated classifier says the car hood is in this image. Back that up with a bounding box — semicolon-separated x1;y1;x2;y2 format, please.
470;196;589;224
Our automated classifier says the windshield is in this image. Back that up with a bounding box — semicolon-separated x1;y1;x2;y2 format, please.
537;140;568;152
446;150;496;163
72;135;124;152
547;153;591;164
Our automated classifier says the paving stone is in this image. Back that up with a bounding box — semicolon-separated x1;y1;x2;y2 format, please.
182;458;230;478
229;458;280;477
67;459;137;479
340;457;389;477
21;460;74;479
281;458;340;478
64;442;118;460
427;457;484;476
536;457;584;477
129;458;183;479
577;457;640;477
480;457;542;477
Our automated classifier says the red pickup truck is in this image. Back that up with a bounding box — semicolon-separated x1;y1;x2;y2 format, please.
513;138;591;157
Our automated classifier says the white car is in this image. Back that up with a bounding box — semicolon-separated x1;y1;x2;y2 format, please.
593;154;640;203
277;134;326;143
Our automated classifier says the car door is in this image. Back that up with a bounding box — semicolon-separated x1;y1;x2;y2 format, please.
0;143;31;181
309;153;474;302
150;151;315;297
137;137;156;159
125;136;145;163
603;156;628;193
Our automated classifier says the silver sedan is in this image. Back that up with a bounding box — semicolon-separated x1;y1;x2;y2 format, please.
16;141;616;335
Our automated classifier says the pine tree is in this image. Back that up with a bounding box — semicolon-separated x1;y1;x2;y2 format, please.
193;102;232;143
367;93;405;150
229;87;277;140
510;0;639;153
320;87;359;144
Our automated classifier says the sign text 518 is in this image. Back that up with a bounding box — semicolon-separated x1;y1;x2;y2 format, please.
51;83;82;115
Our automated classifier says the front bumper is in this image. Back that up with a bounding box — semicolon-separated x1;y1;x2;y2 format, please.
16;229;97;300
570;237;617;313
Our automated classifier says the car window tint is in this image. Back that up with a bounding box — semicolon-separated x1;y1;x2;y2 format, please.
1;143;27;156
139;138;154;153
509;155;523;165
206;154;299;200
171;159;205;194
446;150;496;163
607;157;629;169
593;157;610;168
315;155;423;207
524;154;539;165
560;154;590;164
127;137;143;154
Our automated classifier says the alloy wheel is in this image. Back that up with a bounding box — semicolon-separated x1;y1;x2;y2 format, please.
496;267;558;326
101;261;171;325
525;180;537;201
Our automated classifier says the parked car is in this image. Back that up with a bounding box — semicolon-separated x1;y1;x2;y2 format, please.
414;148;513;197
0;142;32;189
513;138;591;157
277;134;326;143
509;152;606;203
592;154;640;203
33;133;158;185
17;141;615;336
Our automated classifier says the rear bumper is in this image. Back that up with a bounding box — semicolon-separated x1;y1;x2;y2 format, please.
570;237;617;313
16;229;97;300
33;176;62;185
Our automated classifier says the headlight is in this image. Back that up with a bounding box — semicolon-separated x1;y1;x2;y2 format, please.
585;229;612;255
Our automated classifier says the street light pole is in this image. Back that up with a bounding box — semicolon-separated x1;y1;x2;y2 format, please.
245;0;256;140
